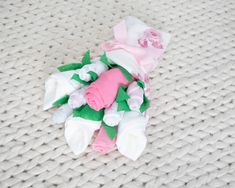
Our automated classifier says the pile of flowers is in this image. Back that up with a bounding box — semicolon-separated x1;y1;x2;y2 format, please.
43;17;170;160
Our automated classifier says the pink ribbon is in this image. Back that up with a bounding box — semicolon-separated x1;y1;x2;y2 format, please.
101;20;165;72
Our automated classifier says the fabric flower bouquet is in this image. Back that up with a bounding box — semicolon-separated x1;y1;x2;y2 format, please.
43;17;170;160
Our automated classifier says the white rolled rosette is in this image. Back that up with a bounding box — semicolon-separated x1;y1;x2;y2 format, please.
116;111;148;161
68;87;87;109
103;102;124;126
65;116;100;155
127;81;144;111
43;71;80;110
52;104;73;124
77;58;108;81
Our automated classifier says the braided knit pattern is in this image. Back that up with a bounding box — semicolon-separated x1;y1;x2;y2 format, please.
0;0;234;187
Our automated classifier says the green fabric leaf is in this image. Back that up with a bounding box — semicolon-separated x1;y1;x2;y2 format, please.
100;52;113;67
57;63;83;72
82;50;91;66
116;65;132;82
52;95;69;107
117;100;131;112
116;85;131;112
87;71;98;82
57;50;91;72
71;73;90;85
137;80;145;89
139;95;150;113
73;105;104;121
116;85;129;102
102;121;117;140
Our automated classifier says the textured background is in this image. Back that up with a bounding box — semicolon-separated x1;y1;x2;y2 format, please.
0;0;235;187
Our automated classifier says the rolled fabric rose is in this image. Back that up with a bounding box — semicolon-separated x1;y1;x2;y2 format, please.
43;71;80;110
85;68;129;111
103;102;124;126
65;116;100;155
78;58;108;81
116;111;148;161
52;104;73;124
68;87;87;109
127;81;144;111
92;126;116;154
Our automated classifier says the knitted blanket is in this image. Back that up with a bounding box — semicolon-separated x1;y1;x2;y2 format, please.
0;0;234;187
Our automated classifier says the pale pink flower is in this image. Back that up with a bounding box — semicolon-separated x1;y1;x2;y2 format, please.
138;29;163;49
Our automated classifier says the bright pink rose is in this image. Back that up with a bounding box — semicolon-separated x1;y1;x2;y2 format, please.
85;68;129;111
138;28;163;49
92;126;116;154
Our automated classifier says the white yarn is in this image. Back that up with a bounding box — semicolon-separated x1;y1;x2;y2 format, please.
103;102;124;126
77;58;108;81
116;111;148;161
127;81;144;111
65;116;100;155
68;87;87;109
43;71;80;110
52;104;73;124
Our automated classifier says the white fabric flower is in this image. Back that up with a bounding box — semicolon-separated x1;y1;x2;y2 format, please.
43;71;80;110
127;81;144;111
64;116;100;155
77;58;108;81
68;87;87;109
52;104;73;124
116;111;148;161
103;102;124;126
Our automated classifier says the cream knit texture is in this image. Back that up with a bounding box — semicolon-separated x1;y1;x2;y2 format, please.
0;0;234;187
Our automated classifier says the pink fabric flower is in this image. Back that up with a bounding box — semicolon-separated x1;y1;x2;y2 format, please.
85;68;129;111
92;126;116;154
138;28;163;49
